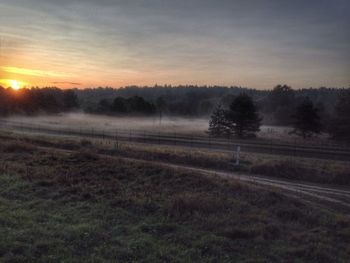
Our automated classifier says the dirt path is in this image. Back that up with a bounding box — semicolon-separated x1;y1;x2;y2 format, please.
2;130;350;214
151;163;350;213
43;144;350;214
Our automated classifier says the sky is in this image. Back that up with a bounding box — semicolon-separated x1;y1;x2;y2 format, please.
0;0;349;89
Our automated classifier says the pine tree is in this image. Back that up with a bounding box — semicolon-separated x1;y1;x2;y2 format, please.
208;104;231;137
292;97;322;138
329;89;350;141
225;94;262;137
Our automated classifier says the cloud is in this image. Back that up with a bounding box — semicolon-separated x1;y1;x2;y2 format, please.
2;66;69;78
0;0;349;88
52;81;81;85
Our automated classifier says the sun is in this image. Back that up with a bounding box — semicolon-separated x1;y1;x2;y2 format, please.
9;80;20;90
1;79;28;90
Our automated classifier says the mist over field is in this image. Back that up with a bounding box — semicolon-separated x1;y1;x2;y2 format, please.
4;113;208;134
3;112;293;140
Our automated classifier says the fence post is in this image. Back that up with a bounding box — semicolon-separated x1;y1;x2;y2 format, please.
235;145;241;166
227;133;230;151
270;139;273;155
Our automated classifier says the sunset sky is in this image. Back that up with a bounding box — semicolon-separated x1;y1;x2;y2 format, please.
0;0;349;89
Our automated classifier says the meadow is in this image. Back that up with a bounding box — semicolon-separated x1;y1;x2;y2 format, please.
1;0;349;261
3;113;298;140
0;134;350;262
2;129;350;186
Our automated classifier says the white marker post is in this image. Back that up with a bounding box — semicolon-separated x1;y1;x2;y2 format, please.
235;145;241;166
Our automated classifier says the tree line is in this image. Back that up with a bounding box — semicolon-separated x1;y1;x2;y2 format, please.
75;85;342;120
90;96;156;115
0;87;78;115
0;84;349;141
208;88;350;141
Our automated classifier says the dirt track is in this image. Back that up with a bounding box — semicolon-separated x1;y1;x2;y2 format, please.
35;143;350;215
165;164;350;214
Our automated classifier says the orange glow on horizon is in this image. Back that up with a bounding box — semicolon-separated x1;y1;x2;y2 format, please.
0;65;76;89
1;79;27;90
2;66;68;78
11;80;20;90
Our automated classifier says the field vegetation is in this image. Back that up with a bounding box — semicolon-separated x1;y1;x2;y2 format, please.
0;135;350;262
1;130;350;187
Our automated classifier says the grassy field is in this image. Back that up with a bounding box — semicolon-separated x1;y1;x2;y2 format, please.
0;135;350;262
2;130;349;186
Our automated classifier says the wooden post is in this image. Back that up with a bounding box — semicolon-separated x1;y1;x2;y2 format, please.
235;145;241;166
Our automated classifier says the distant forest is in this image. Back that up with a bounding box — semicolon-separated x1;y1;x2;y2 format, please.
0;87;78;115
0;84;348;126
75;85;344;123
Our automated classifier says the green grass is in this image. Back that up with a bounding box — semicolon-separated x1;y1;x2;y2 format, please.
0;139;350;262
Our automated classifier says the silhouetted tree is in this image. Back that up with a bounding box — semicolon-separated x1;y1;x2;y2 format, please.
208;104;231;137
0;87;10;116
127;96;156;114
0;87;80;115
292;98;322;138
97;99;111;113
112;97;127;113
266;85;296;125
225;94;262;137
329;89;350;141
221;94;236;108
63;90;79;109
315;101;330;129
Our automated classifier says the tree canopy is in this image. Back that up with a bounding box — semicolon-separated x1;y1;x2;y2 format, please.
265;85;296;125
208;104;231;137
292;98;322;138
208;94;262;138
91;96;156;115
0;87;78;116
329;89;350;141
